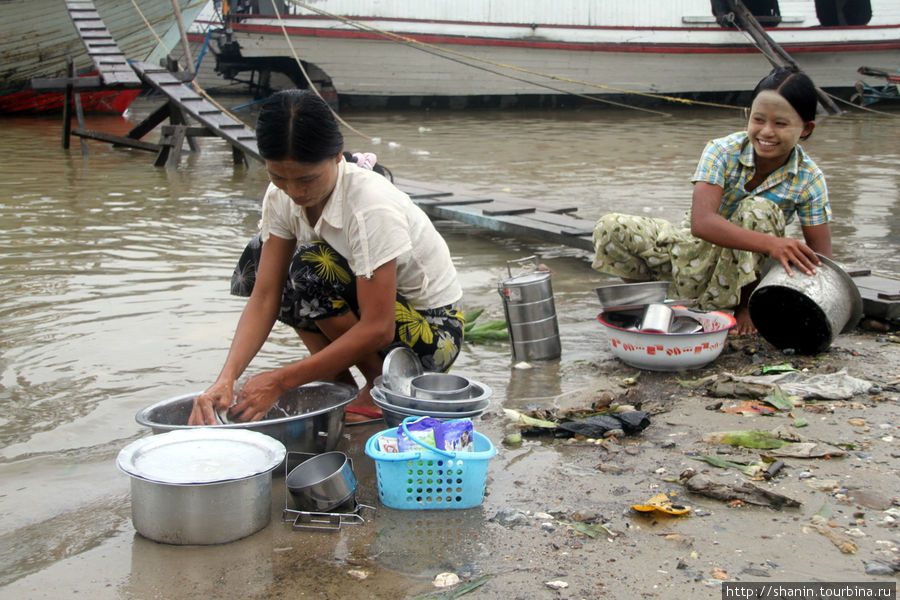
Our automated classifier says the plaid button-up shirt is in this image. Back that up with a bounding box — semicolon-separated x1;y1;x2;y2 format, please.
691;131;830;226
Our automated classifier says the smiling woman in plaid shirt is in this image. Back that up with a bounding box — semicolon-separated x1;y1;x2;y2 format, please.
592;66;831;335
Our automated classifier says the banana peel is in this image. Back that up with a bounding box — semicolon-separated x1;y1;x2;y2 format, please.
631;493;691;516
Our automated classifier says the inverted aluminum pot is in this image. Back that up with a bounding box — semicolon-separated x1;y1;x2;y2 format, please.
117;428;285;545
134;381;357;455
749;255;863;354
286;451;357;512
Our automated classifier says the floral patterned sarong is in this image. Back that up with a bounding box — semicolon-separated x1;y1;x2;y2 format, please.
231;235;464;372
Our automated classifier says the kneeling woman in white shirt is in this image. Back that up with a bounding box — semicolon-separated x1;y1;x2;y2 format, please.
189;90;464;425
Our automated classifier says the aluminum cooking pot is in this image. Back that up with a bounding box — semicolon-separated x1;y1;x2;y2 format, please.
117;428;286;545
749;255;863;354
286;452;357;512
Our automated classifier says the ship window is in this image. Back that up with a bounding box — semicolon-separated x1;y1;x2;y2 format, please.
814;0;872;26
710;0;783;27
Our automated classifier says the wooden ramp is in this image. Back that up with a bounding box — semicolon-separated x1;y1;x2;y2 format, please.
130;61;260;164
65;0;142;88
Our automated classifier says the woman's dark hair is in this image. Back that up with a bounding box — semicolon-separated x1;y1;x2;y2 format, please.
256;89;343;162
751;66;818;123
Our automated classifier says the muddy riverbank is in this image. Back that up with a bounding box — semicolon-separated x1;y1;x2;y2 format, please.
3;326;897;600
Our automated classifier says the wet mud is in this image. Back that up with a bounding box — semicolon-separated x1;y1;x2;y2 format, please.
4;328;896;600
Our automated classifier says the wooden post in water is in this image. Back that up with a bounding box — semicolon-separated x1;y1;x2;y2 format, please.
724;0;842;115
62;58;74;150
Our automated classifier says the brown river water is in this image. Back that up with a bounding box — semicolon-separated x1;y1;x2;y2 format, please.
0;96;897;597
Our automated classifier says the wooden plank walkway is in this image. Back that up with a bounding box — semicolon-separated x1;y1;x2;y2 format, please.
65;0;142;88
395;178;595;252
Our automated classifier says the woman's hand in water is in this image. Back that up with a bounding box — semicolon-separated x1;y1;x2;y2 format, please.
188;378;235;425
767;236;821;277
228;370;285;422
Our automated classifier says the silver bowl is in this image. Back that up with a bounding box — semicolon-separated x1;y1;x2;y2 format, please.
371;393;487;428
594;281;670;309
373;375;491;413
410;373;473;400
135;381;358;455
286;451;357;512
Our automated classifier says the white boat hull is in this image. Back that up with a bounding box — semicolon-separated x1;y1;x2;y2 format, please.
219;0;900;104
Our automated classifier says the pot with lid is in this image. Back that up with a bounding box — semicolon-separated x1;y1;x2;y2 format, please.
117;428;286;545
497;256;561;361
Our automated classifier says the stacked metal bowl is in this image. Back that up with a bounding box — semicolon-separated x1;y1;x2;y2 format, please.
373;348;491;426
372;375;492;427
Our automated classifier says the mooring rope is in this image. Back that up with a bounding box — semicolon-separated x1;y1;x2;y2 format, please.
286;0;744;112
271;1;373;139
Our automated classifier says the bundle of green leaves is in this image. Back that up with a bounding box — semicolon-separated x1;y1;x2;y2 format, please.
463;308;508;343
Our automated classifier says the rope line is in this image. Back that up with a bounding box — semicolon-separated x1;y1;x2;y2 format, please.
286;0;744;112
271;1;372;139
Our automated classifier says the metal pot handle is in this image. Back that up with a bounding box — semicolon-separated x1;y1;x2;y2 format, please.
506;255;537;277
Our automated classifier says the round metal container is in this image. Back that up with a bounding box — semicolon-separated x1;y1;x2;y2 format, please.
286;452;357;512
373;375;491;413
498;268;561;361
410;373;472;400
749;255;863;354
640;303;674;333
381;346;424;396
135;381;357;455
117;428;286;545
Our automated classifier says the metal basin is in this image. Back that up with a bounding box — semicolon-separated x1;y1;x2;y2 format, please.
371;389;487;428
135;381;358;455
286;451;357;513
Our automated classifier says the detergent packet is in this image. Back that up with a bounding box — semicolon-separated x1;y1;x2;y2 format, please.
396;417;441;452
435;418;475;452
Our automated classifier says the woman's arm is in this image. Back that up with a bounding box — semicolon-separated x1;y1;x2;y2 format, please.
227;259;399;422
188;234;295;425
691;182;822;276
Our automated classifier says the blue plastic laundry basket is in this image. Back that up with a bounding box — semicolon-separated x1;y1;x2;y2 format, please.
364;418;497;510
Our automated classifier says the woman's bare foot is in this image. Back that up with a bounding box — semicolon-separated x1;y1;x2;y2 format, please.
729;280;760;336
732;305;758;336
344;383;383;424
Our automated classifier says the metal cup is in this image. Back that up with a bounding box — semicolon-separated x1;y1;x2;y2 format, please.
639;303;674;334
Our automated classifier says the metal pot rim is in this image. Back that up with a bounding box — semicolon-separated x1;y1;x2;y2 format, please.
135;381;358;429
117;428;286;485
758;254;863;333
286;451;350;489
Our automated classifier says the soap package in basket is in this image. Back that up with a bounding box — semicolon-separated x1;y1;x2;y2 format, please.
378;417;475;453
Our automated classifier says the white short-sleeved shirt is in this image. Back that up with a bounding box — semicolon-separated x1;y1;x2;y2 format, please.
259;159;462;310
